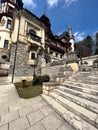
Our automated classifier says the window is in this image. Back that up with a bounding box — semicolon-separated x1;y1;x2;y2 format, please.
4;40;9;49
29;29;36;36
31;53;36;59
7;19;12;29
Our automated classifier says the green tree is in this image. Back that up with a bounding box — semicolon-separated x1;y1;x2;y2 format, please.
75;35;94;57
94;32;98;55
96;32;98;48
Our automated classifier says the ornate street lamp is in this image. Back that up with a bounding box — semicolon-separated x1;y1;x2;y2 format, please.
77;51;82;65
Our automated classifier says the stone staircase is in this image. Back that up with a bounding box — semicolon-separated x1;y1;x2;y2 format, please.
42;71;98;130
54;65;73;83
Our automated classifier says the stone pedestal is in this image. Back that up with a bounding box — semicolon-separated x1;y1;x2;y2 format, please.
65;51;78;64
43;82;59;95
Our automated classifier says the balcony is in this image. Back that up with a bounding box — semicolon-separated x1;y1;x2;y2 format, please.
50;42;66;53
27;31;41;47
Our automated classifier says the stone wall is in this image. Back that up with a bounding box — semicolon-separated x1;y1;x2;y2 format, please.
80;55;98;66
41;52;78;81
65;51;78;64
0;48;10;76
8;45;79;82
41;64;64;81
9;42;35;82
0;48;10;63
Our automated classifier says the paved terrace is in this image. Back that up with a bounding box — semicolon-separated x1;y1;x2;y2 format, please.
0;83;75;130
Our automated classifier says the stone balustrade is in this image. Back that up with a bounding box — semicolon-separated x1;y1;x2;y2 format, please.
43;82;59;95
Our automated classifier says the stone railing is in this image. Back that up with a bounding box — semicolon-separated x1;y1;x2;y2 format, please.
65;51;78;64
43;82;59;95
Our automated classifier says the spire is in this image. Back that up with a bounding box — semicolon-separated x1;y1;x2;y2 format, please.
68;23;72;38
44;4;46;15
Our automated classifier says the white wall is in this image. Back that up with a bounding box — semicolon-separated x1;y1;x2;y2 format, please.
0;16;12;49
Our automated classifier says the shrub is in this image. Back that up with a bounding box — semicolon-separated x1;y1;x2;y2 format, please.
32;75;50;86
42;75;50;82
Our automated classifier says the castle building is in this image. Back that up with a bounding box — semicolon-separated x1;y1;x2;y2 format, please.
40;14;74;63
0;0;74;81
9;9;45;82
0;0;23;49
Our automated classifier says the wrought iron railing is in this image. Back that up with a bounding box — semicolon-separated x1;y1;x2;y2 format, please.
28;33;41;43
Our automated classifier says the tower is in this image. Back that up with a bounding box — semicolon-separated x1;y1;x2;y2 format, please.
0;0;23;19
68;24;74;52
0;0;23;49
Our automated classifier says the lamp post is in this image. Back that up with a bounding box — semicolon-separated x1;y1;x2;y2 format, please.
32;58;38;86
77;51;82;65
80;53;82;65
12;10;21;83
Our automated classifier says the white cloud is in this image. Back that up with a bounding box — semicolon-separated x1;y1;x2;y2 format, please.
47;0;78;8
22;0;36;9
47;0;59;8
64;0;78;6
94;30;98;36
74;31;85;42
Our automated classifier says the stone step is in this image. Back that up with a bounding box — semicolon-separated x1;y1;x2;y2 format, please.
72;75;98;78
49;92;98;129
71;72;98;78
69;79;98;85
71;76;98;80
58;85;98;103
42;94;97;130
73;71;98;75
70;74;98;78
61;83;98;96
54;89;98;114
72;78;98;82
64;81;98;90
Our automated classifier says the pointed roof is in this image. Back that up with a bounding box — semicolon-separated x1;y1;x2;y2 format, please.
40;14;51;27
16;0;23;9
59;31;70;39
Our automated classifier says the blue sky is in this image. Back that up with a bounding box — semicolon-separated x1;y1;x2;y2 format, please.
22;0;98;42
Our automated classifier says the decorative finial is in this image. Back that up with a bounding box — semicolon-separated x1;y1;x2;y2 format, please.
65;25;67;31
68;22;72;37
68;22;72;30
44;4;46;15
